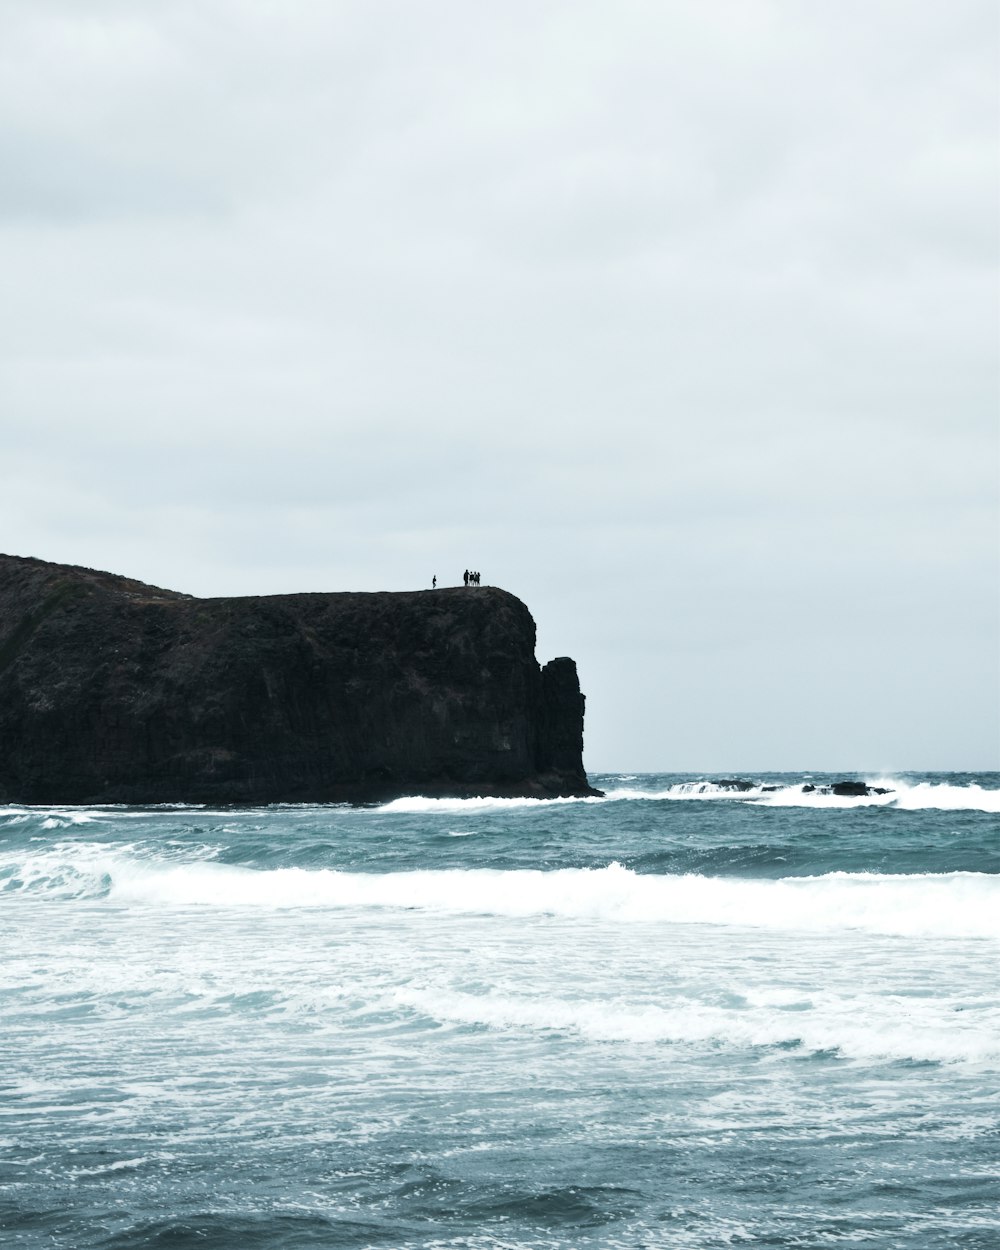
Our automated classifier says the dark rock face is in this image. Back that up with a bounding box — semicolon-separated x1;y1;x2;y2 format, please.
829;781;891;797
802;782;892;797
0;554;599;804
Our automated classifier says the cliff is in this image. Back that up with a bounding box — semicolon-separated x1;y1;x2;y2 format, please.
0;554;598;804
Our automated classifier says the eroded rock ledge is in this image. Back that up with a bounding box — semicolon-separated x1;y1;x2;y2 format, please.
0;554;599;804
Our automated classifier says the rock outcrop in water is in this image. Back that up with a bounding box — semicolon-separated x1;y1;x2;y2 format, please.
0;554;598;804
712;779;894;797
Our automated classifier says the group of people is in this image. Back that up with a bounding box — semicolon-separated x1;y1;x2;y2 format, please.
429;571;483;589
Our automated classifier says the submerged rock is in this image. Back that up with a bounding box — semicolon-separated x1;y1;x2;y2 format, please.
0;554;599;804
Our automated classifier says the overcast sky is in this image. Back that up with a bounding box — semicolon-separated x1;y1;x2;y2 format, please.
2;1;997;772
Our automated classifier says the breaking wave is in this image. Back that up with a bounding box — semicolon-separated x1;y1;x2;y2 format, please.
3;846;998;939
391;985;1000;1065
377;778;1000;814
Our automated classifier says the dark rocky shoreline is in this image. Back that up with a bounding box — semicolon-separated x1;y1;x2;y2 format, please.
0;554;598;805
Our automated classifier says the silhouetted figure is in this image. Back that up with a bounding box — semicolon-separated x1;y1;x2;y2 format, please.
432;575;436;589
463;569;469;587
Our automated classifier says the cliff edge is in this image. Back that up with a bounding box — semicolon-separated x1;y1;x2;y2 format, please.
0;554;598;804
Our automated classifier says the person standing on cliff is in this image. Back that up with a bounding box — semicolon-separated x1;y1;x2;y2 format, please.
432;575;436;589
463;569;469;587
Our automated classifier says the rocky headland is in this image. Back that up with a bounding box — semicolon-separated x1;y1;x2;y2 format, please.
0;554;598;804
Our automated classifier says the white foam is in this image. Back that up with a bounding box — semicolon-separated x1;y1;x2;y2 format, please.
657;778;1000;812
70;1157;150;1178
4;848;988;939
0;808;98;823
392;985;1000;1064
375;779;1000;813
2;778;995;821
376;794;598;814
868;779;1000;813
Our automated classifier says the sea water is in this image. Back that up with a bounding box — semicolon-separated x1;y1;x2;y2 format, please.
1;772;998;1249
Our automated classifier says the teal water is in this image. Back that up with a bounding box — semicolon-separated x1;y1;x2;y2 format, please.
2;773;998;1248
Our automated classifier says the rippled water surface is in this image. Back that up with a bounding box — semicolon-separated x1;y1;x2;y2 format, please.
2;773;998;1248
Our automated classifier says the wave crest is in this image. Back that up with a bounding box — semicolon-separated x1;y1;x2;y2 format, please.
375;778;1000;813
4;847;997;939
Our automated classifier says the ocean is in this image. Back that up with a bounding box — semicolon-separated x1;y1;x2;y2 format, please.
2;772;998;1249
